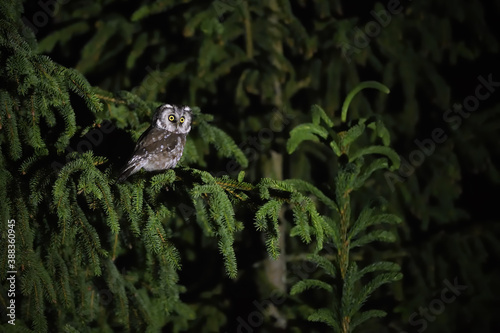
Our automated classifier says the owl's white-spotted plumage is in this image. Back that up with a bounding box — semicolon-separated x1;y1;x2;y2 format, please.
118;104;192;182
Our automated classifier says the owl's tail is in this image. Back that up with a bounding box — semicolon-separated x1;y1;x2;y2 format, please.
117;163;139;183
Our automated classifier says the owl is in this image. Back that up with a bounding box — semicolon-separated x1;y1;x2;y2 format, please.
118;104;192;182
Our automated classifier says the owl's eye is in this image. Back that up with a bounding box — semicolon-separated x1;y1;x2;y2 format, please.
180;117;185;123
168;115;175;122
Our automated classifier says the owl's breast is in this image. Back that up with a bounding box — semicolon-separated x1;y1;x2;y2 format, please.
141;133;186;171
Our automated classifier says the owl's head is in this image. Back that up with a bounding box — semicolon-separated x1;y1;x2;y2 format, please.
153;104;192;134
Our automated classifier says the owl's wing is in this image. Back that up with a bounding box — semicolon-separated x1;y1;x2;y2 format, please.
132;127;182;156
118;127;183;182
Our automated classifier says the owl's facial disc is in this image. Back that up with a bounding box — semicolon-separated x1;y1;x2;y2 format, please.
153;104;192;133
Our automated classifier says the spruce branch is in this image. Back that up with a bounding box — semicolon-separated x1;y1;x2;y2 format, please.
287;82;402;332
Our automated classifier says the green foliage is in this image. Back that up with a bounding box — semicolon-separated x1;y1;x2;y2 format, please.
288;84;402;332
